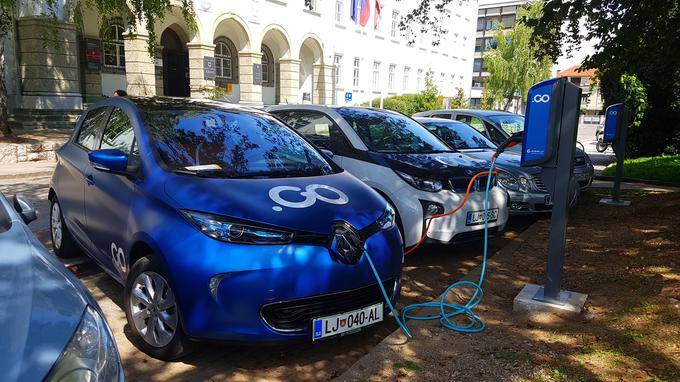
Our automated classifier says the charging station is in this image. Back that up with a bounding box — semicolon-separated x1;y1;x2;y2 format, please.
599;103;632;206
513;77;588;314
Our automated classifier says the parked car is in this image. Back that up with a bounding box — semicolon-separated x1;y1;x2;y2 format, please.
0;192;123;381
412;109;595;189
267;105;509;248
415;118;579;214
49;97;403;360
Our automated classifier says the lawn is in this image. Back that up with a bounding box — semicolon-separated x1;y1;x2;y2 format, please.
603;154;680;184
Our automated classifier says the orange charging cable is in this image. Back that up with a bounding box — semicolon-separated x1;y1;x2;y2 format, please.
403;150;509;256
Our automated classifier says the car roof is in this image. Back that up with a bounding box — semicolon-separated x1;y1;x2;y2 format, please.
96;96;266;115
414;117;468;124
418;109;522;118
267;104;406;117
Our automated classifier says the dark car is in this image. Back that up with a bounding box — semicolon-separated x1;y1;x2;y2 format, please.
0;192;123;381
412;109;595;189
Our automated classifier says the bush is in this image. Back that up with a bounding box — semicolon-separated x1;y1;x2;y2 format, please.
602;154;680;184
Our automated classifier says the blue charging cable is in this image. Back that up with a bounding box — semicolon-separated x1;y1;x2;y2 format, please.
365;155;498;337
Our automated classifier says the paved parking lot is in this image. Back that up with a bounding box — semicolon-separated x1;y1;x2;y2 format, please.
0;173;537;381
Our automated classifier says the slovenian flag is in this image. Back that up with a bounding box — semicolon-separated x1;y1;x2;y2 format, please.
359;0;370;27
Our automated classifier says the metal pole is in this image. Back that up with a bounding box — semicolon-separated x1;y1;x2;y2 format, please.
611;119;628;202
542;83;581;301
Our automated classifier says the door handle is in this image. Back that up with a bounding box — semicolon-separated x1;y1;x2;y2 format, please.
85;175;95;186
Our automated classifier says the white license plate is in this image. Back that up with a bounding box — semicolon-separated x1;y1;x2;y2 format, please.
545;194;553;205
312;303;383;341
466;208;499;226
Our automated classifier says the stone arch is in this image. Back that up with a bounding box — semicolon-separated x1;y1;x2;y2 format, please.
299;34;328;104
211;13;252;52
259;25;293;105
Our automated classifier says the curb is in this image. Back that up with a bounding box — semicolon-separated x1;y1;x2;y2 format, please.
0;170;54;180
594;175;680;188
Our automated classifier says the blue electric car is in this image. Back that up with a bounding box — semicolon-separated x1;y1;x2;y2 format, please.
49;97;403;360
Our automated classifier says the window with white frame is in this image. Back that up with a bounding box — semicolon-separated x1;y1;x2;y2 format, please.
403;67;410;90
372;61;381;88
214;38;238;85
102;23;125;70
391;11;399;38
306;0;319;12
335;0;343;22
388;64;396;90
261;45;275;87
417;69;423;90
353;57;360;87
334;54;342;85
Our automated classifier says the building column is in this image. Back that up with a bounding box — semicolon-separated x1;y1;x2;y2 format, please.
187;43;216;99
313;64;335;105
238;51;263;106
279;58;301;104
123;33;156;96
16;17;82;110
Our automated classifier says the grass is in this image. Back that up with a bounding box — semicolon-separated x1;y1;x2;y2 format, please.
602;154;680;184
393;360;421;372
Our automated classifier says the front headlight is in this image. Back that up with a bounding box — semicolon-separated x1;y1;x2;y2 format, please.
181;210;293;244
45;306;122;382
377;204;396;230
518;176;529;192
395;170;443;192
497;172;520;191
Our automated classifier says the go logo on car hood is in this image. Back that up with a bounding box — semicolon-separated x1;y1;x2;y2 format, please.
269;184;349;212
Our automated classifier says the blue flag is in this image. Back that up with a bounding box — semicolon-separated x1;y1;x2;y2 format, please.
351;0;359;22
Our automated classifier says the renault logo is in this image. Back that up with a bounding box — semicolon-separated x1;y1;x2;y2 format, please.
329;223;364;264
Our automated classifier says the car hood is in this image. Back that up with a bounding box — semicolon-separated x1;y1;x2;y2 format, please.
164;171;387;235
458;148;540;176
373;151;490;179
0;222;87;382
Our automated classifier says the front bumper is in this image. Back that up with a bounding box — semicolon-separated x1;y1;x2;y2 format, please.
574;164;594;189
506;189;553;215
158;224;404;342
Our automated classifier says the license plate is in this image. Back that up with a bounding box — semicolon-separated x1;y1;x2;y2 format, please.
466;208;499;226
545;194;553;205
312;303;383;341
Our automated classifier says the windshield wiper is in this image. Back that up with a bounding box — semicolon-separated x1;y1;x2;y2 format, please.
171;169;234;178
231;168;324;179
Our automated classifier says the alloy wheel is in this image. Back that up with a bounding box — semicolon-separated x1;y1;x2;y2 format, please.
129;271;179;348
51;202;62;250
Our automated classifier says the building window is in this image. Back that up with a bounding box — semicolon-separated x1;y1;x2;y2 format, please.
486;17;499;30
372;61;380;88
417;69;423;90
470;98;481;107
473;58;483;72
261;45;275;87
403;67;410;90
353;57;360;87
475;38;483;52
334;54;342;85
476;17;485;31
214;38;238;85
388;64;396;90
306;0;319;12
439;72;445;92
102;23;125;70
391;11;399;38
335;0;343;22
501;14;515;27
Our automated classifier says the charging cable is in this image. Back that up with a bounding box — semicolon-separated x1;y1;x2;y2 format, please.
364;130;529;335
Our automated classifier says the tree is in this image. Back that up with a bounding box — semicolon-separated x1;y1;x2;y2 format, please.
449;88;468;109
483;2;552;111
0;0;196;136
527;0;680;156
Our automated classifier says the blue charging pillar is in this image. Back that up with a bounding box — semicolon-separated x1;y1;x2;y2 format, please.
519;77;583;305
599;103;632;206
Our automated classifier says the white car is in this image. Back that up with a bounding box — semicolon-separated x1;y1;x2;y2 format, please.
267;105;509;248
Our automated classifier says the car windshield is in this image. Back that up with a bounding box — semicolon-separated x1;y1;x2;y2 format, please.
420;120;496;150
142;105;334;178
336;107;450;153
488;115;525;135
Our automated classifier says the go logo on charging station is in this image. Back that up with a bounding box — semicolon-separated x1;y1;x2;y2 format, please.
269;184;349;211
532;94;551;103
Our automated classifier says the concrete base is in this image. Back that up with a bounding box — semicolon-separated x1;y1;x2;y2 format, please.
599;198;632;206
513;283;587;315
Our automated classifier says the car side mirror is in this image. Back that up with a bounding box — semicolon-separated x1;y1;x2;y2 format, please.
320;149;334;158
89;149;129;173
12;194;37;224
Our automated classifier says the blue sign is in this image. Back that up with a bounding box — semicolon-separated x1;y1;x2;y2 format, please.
603;103;624;143
521;78;559;167
345;92;353;102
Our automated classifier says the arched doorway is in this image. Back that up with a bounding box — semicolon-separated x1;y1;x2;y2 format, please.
161;28;189;97
299;36;324;104
260;27;291;105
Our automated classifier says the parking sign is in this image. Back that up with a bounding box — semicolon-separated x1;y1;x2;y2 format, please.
345;92;352;102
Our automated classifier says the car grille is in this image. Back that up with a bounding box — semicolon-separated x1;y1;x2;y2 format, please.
574;156;586;166
449;174;496;193
532;175;548;192
260;278;396;334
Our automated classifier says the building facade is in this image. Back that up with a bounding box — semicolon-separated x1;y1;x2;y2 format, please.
469;0;525;110
556;65;604;125
6;0;478;118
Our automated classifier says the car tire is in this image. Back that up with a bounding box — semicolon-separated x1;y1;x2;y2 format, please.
124;256;193;361
49;196;81;258
596;140;608;153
